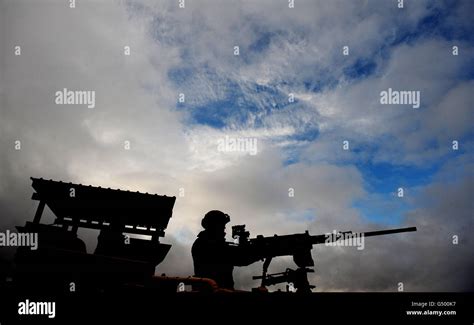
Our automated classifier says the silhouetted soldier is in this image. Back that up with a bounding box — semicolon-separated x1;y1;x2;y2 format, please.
192;210;260;290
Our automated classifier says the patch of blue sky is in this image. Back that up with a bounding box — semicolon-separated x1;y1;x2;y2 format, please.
236;31;280;66
387;3;449;47
279;151;436;226
459;58;474;81
355;161;439;194
352;196;409;226
343;58;377;80
351;138;471;225
391;1;472;52
171;75;303;129
280;145;306;167
278;127;321;166
301;74;339;93
353;138;469;191
363;131;468;225
167;66;194;85
248;31;274;53
282;154;299;167
343;1;470;82
252;83;289;106
187;99;247;129
421;0;474;42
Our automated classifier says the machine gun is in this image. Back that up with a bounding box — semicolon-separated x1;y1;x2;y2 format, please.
232;225;417;293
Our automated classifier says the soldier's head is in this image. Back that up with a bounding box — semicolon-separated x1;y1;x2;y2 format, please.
201;210;230;236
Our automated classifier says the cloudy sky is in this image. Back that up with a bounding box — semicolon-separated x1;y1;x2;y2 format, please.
1;0;473;292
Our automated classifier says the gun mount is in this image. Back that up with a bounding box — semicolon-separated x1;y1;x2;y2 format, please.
253;268;315;293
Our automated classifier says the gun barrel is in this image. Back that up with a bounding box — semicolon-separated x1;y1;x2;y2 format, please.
362;226;417;238
311;226;417;245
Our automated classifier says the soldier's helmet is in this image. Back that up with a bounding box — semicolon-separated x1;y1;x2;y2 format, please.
201;210;230;229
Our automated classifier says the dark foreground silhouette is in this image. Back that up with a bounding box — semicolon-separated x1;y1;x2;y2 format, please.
12;177;418;295
7;178;468;321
